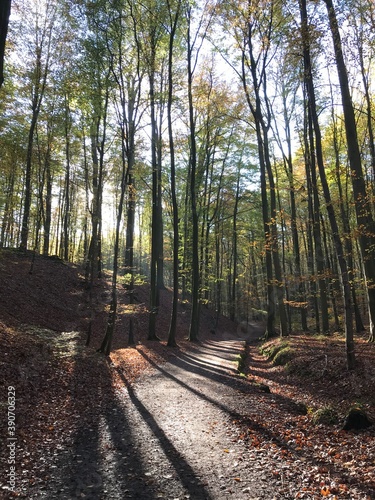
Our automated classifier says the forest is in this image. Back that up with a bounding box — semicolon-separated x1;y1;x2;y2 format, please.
1;0;375;368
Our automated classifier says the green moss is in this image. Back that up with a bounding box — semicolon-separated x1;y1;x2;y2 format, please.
312;406;339;425
272;346;295;366
236;352;246;374
260;340;290;360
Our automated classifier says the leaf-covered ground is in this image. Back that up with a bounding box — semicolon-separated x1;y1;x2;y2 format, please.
0;249;374;499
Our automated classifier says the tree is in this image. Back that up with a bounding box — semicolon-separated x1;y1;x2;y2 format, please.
19;0;58;251
100;0;144;353
271;50;308;331
300;0;355;368
186;1;214;342
79;1;113;282
323;0;375;342
0;0;11;88
230;0;288;337
166;0;183;347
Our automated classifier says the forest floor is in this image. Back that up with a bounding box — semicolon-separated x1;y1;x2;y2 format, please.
0;248;374;499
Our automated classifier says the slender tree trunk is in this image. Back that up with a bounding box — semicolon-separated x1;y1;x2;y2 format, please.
156;84;165;292
0;168;15;247
148;38;161;341
263;125;289;336
213;219;223;331
86;129;100;282
230;169;240;322
20;12;54;251
303;101;320;333
306;97;330;333
166;0;181;347
187;8;200;342
62;99;71;261
241;34;287;337
99;134;128;355
43;150;52;256
280;87;308;330
330;101;365;333
354;21;375;191
20;115;38;251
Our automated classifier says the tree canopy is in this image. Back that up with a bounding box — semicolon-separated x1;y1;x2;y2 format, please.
1;0;375;366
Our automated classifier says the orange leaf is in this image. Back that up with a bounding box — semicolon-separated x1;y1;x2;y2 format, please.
321;486;330;496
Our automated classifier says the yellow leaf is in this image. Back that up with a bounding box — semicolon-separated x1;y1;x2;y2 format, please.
321;486;330;496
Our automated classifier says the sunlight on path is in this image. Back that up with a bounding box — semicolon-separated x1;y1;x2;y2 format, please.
35;339;281;499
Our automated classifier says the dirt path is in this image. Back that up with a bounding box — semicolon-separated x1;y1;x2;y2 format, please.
29;338;285;500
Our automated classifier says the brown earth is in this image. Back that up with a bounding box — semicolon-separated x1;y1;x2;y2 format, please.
0;249;374;499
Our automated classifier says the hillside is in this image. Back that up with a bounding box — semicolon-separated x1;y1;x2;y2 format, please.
0;249;374;498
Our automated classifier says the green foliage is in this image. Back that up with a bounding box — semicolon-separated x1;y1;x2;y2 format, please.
120;273;147;287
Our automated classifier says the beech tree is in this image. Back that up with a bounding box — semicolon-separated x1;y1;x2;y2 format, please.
18;0;59;251
166;0;183;347
300;0;355;368
2;0;375;355
219;0;289;337
0;0;11;88
323;0;375;342
100;0;144;353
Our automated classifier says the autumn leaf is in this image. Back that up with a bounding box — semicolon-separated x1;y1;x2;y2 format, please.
321;486;330;496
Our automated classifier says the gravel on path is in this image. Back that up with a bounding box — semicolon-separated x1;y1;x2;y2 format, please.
33;339;284;500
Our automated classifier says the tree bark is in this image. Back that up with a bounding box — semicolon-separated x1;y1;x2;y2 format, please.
301;0;355;368
187;7;200;342
148;33;161;341
166;0;181;347
0;0;11;88
323;0;375;342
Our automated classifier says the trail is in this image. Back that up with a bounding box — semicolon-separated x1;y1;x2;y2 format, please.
35;339;282;499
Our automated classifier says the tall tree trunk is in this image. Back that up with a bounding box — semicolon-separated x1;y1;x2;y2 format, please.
125;170;136;346
20;120;38;250
62;98;71;261
301;0;355;368
230;169;240;322
330;98;365;333
241;28;287;337
20;9;54;251
303;100;320;333
166;0;181;347
1;168;15;247
354;18;375;192
187;7;200;342
306;96;330;333
99;132;128;355
86;128;100;282
43;149;52;256
0;0;11;88
263;125;289;337
323;0;375;342
148;37;161;341
280;85;308;330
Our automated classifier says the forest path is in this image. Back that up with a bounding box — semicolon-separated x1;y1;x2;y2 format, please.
37;338;283;499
